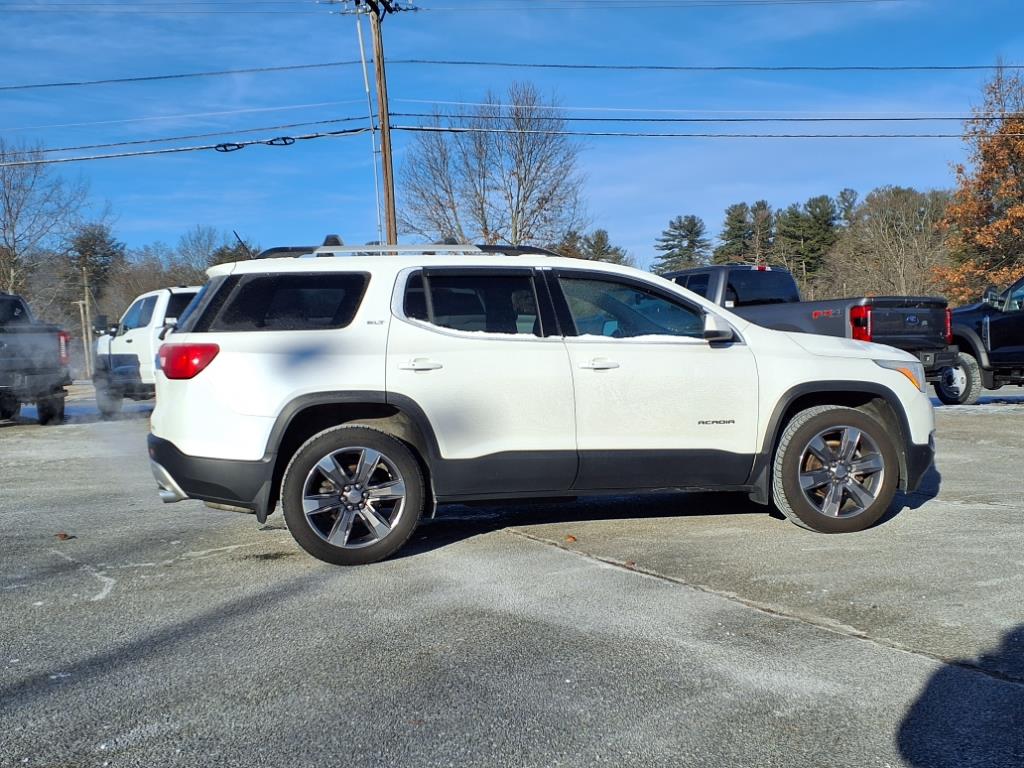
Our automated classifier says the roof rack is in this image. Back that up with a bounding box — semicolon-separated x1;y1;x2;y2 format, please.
255;243;562;259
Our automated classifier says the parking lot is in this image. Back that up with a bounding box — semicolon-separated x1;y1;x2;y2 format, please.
2;389;1023;767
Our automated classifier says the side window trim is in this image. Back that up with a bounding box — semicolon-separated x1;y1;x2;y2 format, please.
549;268;708;339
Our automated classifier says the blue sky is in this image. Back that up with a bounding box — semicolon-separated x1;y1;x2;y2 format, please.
2;0;1023;269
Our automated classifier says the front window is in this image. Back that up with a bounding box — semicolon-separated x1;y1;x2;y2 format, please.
558;275;703;339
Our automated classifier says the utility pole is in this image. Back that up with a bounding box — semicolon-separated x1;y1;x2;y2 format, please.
338;0;416;246
73;301;91;380
81;267;94;379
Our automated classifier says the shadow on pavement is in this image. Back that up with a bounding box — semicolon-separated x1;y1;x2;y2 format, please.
400;491;775;559
897;624;1024;767
889;464;942;519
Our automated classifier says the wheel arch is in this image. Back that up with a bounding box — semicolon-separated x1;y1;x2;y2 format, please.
747;381;913;505
951;324;990;369
266;392;440;518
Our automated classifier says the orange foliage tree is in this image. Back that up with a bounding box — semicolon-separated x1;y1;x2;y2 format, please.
937;67;1024;305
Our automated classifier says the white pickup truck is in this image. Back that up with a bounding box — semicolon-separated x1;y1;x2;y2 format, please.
93;286;199;417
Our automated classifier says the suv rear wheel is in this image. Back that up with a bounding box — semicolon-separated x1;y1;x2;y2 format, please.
772;405;899;533
281;425;426;565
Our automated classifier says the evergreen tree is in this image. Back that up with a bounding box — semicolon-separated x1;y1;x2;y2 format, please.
581;229;630;264
837;188;858;226
651;214;710;273
65;222;126;302
772;196;838;279
553;229;585;260
713;203;753;263
750;200;774;263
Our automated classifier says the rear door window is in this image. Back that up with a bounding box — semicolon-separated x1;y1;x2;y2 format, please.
725;270;800;306
205;273;368;332
404;271;543;336
166;292;198;320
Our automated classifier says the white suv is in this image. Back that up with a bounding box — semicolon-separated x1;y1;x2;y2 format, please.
148;243;936;565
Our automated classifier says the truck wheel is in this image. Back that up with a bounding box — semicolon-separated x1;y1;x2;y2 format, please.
281;426;425;566
0;395;20;421
772;405;899;534
95;382;123;419
934;352;982;406
36;394;66;426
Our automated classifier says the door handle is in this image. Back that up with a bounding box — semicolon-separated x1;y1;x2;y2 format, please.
398;358;443;371
125;338;133;344
580;357;619;370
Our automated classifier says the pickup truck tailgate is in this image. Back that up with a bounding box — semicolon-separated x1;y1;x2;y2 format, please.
867;299;948;350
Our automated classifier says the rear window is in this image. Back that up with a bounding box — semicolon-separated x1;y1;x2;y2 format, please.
683;273;710;298
166;292;198;320
0;297;30;325
725;270;800;307
404;271;541;336
195;273;368;332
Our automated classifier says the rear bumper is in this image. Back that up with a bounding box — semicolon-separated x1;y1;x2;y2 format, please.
919;347;959;378
147;434;273;519
0;369;70;398
904;431;936;493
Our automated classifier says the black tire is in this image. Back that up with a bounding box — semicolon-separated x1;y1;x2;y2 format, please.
95;381;123;419
36;394;66;426
772;405;899;534
934;352;982;406
281;425;426;566
0;395;20;421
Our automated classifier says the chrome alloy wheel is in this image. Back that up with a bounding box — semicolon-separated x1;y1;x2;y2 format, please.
938;365;967;399
798;426;885;518
301;446;407;549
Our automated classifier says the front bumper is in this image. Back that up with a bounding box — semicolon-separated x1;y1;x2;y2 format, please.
147;434;274;519
904;431;936;493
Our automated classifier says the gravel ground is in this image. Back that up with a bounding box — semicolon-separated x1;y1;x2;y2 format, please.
1;390;1022;767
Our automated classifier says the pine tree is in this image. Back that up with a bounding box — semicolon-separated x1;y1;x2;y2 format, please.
581;229;630;264
772;197;838;279
651;215;710;274
713;203;753;263
65;223;126;301
750;200;774;264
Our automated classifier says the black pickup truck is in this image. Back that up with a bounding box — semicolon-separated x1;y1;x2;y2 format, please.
0;292;71;424
944;275;1024;405
666;265;958;397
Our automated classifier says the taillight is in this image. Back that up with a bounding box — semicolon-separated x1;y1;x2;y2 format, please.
944;308;953;344
158;343;219;380
850;305;872;342
57;331;70;366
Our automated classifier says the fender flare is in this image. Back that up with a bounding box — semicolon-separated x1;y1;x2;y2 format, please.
746;380;913;504
950;324;990;369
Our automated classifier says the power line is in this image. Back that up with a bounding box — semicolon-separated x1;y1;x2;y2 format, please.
390;58;1022;73
392;124;1001;139
5;58;1020;93
1;100;364;132
36;115;368;154
0;126;370;167
393;111;990;123
0;61;364;92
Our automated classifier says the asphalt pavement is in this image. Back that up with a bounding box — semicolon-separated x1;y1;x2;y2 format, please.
1;390;1022;767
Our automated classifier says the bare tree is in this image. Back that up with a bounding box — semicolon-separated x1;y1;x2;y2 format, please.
0;140;87;295
177;224;223;276
817;186;951;297
400;82;585;246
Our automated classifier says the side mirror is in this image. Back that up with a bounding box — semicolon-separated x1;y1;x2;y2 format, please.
982;286;1001;308
92;314;108;332
158;317;178;341
703;313;734;343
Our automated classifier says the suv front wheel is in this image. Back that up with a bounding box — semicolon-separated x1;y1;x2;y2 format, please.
772;405;899;533
281;425;426;565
